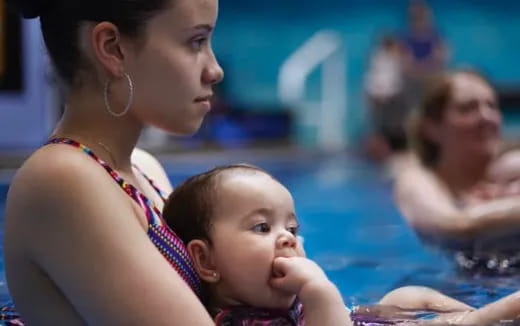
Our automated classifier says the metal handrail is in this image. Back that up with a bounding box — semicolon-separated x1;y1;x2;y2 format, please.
278;30;348;151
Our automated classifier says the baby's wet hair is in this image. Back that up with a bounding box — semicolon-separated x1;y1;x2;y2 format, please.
163;163;272;246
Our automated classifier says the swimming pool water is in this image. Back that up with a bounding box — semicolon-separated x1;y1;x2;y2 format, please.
0;151;517;317
162;151;518;309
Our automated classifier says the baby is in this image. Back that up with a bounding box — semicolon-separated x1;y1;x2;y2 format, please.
162;164;351;325
466;150;520;204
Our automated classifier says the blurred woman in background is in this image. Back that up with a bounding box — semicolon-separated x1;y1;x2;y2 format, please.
395;69;520;274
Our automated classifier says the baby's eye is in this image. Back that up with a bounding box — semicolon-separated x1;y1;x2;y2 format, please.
287;225;299;235
252;223;270;233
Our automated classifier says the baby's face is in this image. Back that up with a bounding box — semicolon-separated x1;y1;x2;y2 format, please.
206;172;304;309
488;152;520;184
472;151;520;200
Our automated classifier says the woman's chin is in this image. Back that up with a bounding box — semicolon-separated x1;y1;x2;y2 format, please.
160;121;204;137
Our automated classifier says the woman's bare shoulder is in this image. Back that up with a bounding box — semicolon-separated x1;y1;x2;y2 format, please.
393;161;462;234
11;144;112;196
5;146;214;325
131;147;173;193
395;162;442;194
6;144;132;230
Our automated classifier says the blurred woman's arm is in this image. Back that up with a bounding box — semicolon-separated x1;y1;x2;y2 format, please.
395;166;520;244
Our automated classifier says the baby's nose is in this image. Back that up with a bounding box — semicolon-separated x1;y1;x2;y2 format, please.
276;232;297;250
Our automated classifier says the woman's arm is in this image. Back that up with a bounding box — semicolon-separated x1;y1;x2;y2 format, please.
395;167;520;244
420;290;520;325
5;148;213;325
458;290;520;325
379;286;473;312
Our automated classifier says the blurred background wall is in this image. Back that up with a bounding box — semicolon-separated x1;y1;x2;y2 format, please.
2;0;520;151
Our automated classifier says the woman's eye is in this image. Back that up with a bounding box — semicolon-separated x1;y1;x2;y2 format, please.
287;225;299;235
488;101;499;110
252;223;270;233
191;37;208;50
457;103;475;114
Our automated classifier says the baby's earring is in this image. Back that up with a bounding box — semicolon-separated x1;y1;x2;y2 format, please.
212;271;220;282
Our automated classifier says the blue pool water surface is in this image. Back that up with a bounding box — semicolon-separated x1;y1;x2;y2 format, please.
162;151;518;309
0;151;518;315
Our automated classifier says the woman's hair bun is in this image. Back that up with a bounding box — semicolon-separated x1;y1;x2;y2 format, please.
7;0;53;19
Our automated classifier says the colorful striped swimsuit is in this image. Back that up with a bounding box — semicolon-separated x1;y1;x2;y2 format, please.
213;301;305;326
46;137;200;292
0;137;200;324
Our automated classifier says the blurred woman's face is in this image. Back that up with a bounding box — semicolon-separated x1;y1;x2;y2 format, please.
435;73;502;160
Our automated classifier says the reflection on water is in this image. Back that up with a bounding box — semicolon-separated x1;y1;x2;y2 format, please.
455;251;520;276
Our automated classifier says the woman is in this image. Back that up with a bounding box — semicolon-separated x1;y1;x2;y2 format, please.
4;0;225;324
396;70;520;273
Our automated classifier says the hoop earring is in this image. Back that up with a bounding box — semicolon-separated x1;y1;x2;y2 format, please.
104;73;134;117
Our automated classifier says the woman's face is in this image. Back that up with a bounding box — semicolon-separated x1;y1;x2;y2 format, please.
125;0;223;135
434;73;502;160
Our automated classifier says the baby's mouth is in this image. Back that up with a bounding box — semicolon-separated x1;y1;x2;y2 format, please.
277;248;298;258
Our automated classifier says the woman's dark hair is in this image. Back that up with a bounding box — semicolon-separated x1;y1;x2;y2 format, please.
7;0;171;85
163;163;271;247
408;69;495;167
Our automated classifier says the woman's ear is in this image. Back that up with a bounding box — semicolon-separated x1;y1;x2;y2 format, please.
90;22;126;77
187;240;220;283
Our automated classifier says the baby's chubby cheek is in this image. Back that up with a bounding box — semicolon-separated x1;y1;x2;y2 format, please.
296;236;306;257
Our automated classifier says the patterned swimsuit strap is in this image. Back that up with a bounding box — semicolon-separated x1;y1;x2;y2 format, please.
45;137;164;222
44;137;201;293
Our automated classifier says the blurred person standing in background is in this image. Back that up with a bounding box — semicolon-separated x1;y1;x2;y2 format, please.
364;34;408;163
401;0;448;110
364;0;448;172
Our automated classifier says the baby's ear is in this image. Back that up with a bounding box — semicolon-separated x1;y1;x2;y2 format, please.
187;240;220;283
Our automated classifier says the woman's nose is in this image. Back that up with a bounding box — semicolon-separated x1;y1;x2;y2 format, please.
478;103;500;123
203;53;224;85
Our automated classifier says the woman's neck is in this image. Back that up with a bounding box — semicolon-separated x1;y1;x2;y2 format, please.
434;152;493;195
52;87;143;172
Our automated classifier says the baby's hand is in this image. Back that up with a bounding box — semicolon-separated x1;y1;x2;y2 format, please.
270;256;330;297
271;256;349;325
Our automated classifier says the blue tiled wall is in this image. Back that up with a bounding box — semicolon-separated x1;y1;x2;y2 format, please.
213;0;520;138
